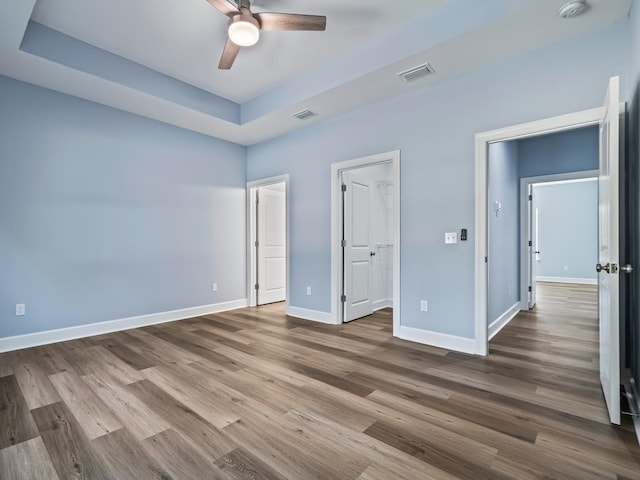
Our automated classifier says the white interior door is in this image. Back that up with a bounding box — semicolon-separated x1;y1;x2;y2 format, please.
257;187;286;305
598;76;620;425
343;171;374;322
528;185;539;309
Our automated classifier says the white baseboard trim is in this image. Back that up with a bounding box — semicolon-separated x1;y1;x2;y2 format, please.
373;299;393;311
0;299;248;353
536;276;597;285
489;302;521;341
286;306;336;325
397;325;476;355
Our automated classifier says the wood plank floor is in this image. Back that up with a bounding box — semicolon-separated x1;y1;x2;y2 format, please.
1;282;639;479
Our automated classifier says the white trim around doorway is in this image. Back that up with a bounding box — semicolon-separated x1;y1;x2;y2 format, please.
474;107;603;356
330;150;401;336
246;174;290;309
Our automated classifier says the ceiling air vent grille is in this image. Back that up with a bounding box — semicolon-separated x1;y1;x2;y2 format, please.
292;109;317;120
397;63;435;82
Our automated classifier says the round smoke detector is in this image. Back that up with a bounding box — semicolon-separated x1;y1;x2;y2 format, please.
558;1;588;18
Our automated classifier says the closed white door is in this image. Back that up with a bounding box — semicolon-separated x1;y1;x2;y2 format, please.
528;185;539;309
343;171;374;322
598;76;621;425
257;187;286;305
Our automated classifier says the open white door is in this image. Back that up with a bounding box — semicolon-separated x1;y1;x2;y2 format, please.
528;185;539;309
257;187;286;305
342;171;374;322
597;76;620;425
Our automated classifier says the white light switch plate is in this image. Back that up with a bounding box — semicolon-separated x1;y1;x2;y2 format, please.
445;232;458;244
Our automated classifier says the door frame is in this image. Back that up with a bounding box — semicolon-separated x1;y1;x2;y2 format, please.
475;107;604;355
246;174;290;308
518;172;599;312
330;150;400;334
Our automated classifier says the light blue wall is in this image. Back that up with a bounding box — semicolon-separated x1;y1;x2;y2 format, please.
534;181;598;280
488;142;520;322
0;75;247;338
247;22;628;338
518;126;599;178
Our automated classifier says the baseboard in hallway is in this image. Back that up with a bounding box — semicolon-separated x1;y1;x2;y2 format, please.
488;302;521;341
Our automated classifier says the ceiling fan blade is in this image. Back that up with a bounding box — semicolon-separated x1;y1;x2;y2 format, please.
255;13;326;31
218;38;241;69
206;0;239;17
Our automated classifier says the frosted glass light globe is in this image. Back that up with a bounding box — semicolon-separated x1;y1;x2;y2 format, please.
228;18;259;47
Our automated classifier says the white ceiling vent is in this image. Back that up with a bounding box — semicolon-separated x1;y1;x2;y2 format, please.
397;63;435;83
292;109;317;120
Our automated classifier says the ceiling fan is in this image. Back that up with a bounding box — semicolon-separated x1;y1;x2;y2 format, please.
207;0;327;69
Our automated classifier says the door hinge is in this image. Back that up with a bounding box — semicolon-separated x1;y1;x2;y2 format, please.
255;284;259;290
341;239;346;248
341;184;347;192
341;294;346;302
528;240;532;247
485;256;488;263
528;286;532;292
255;240;259;247
528;194;532;201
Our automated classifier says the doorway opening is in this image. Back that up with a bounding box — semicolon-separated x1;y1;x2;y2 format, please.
247;175;289;308
475;75;623;425
522;175;598;310
330;151;400;334
485;125;600;341
486;166;598;337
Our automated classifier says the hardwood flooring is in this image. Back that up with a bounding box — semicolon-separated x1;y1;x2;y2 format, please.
1;282;639;479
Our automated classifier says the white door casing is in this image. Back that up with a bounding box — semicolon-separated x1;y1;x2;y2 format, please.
528;185;538;309
330;150;400;332
342;171;374;322
598;76;620;425
257;188;286;305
